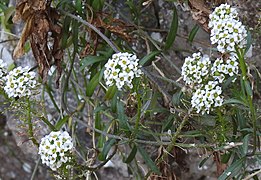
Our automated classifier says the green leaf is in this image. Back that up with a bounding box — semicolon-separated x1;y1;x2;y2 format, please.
137;146;160;175
111;91;118;113
24;41;31;53
221;152;232;164
98;138;116;161
188;24;199;43
172;90;183;106
40;117;56;131
218;157;246;180
223;98;247;106
75;0;82;13
244;80;253;97
164;6;178;50
199;155;211;168
163;115;175;132
139;51;160;66
95;111;103;137
80;56;106;71
117;101;130;131
92;0;104;11
197;115;216;127
125;145;137;163
72;20;79;51
105;85;118;100
61;16;71;49
3;6;15;25
236;110;247;129
222;75;237;89
245;30;252;53
0;3;7;11
97;134;105;149
241;134;250;156
182;130;204;138
86;71;100;97
55;115;69;130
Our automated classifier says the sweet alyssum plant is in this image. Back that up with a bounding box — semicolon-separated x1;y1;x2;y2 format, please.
0;2;259;180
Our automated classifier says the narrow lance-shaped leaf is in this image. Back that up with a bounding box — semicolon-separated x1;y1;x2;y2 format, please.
61;16;71;49
105;85;118;100
188;24;199;43
137;145;161;175
139;51;160;66
4;6;15;25
92;0;105;11
98;138;116;161
164;6;178;50
117;101;130;131
72;20;79;51
218;157;246;180
86;71;100;97
125;145;137;163
80;55;106;71
55;115;69;130
199;155;211;168
245;30;252;53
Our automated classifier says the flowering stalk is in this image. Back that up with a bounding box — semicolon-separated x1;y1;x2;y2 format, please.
217;108;227;142
236;48;257;155
26;98;39;146
133;89;142;137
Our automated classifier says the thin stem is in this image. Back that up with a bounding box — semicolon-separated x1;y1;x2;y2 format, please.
60;10;120;53
133;87;142;136
242;169;261;180
26;98;39;146
73;116;210;149
237;48;257;156
44;84;60;112
217;109;227;142
30;158;41;180
151;73;183;88
145;114;189;178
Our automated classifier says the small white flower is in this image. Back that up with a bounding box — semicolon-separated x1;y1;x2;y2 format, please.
38;131;73;171
104;52;143;90
209;4;248;53
191;81;223;114
4;66;39;98
0;59;8;88
181;52;211;89
211;55;239;83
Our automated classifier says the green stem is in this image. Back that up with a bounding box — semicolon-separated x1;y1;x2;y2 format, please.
145;115;189;178
217;109;226;142
237;48;257;155
133;92;142;136
237;48;247;78
26;98;39;146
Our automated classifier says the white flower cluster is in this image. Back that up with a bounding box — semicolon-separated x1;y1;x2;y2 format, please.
211;55;239;83
181;52;211;87
180;4;248;114
4;66;38;98
191;81;223;114
209;3;247;53
38;131;73;171
0;59;7;88
104;52;143;90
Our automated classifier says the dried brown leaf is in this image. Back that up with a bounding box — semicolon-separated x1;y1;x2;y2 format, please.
13;15;34;59
94;15;133;42
13;1;64;86
188;0;211;32
30;12;51;81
